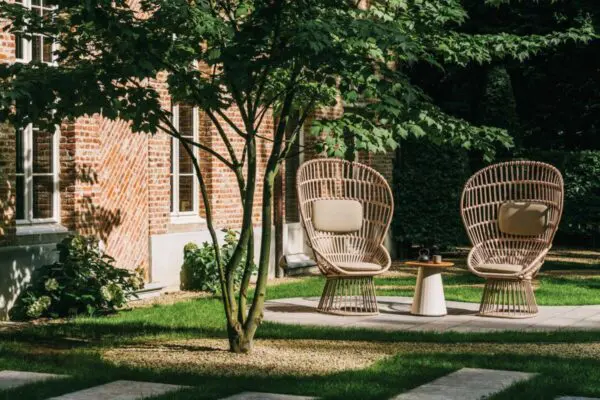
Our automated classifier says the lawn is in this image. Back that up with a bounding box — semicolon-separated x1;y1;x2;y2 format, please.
1;248;599;400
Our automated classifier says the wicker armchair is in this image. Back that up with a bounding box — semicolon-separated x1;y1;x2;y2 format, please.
297;159;393;315
461;161;564;318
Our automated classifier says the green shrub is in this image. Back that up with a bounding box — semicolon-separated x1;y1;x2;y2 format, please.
393;139;471;252
10;235;144;320
181;229;256;293
517;150;600;246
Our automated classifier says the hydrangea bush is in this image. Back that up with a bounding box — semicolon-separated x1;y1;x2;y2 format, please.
10;235;144;320
181;229;255;294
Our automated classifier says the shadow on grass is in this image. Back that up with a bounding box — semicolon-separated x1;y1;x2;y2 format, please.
2;336;600;400
543;260;600;271
3;318;600;356
539;276;600;291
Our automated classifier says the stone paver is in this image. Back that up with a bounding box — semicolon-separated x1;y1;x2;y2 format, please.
0;370;67;391
220;392;317;400
392;368;536;400
48;380;190;400
556;397;600;400
264;297;600;332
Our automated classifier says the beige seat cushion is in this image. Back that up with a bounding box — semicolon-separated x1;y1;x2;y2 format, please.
312;200;363;233
477;263;523;274
337;261;382;272
499;201;549;236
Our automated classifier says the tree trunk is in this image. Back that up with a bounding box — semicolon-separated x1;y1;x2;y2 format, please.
242;167;277;347
274;169;284;278
228;329;253;354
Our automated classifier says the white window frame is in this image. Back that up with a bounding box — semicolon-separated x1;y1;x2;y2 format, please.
170;104;201;222
16;124;61;225
13;1;61;229
14;0;57;65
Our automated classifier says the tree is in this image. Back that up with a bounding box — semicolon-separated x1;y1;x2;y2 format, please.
0;0;594;353
442;0;600;150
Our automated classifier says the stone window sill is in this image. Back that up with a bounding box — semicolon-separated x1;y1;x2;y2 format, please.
169;215;205;225
16;223;69;236
14;224;71;247
168;216;207;234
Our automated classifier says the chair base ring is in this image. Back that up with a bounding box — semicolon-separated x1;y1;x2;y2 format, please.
478;278;538;319
317;276;379;316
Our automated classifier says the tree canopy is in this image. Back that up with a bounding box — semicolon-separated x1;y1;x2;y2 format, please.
0;0;596;352
1;0;595;159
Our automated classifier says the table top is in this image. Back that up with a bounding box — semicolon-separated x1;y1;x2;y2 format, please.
404;261;455;268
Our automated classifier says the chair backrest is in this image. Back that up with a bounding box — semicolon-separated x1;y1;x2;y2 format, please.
297;159;394;264
461;160;564;266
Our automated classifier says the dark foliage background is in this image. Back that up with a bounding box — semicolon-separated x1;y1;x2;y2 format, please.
393;0;600;251
393;140;470;255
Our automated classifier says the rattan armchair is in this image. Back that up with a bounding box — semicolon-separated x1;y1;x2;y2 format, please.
297;159;394;315
461;161;564;318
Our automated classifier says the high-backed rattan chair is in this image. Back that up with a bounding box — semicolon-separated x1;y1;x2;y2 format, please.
461;161;564;318
297;159;393;315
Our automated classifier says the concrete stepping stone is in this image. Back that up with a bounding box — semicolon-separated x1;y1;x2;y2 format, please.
220;392;317;400
392;368;536;400
0;370;68;391
557;397;600;400
48;380;190;400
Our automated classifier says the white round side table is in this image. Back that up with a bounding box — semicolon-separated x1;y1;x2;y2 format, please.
405;261;454;317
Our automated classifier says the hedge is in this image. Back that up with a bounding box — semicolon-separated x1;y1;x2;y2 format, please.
392;140;470;254
393;147;600;251
517;150;600;247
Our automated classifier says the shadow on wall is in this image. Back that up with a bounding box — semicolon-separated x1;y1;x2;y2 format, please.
0;164;124;320
0;175;14;245
71;164;123;242
75;197;122;243
0;244;59;320
0;124;15;245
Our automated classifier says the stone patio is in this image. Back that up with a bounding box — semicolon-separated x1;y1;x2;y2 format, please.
263;296;600;332
392;368;537;400
0;369;596;400
220;393;317;400
47;380;190;400
0;370;68;391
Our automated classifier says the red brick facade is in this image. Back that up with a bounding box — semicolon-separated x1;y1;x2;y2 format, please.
0;9;394;278
0;18;275;275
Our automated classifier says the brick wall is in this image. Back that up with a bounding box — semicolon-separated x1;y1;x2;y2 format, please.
0;9;16;245
97;118;150;271
148;72;172;236
60;115;150;272
0;10;154;271
199;107;274;228
0;123;16;246
0;1;15;65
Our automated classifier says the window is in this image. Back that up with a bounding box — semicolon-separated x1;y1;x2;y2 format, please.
16;124;60;224
13;1;59;227
14;0;55;63
170;104;199;218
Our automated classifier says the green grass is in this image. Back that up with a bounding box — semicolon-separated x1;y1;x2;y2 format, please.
1;250;600;399
269;266;600;306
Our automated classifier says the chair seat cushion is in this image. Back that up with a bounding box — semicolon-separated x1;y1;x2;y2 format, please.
477;263;523;274
337;261;382;272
